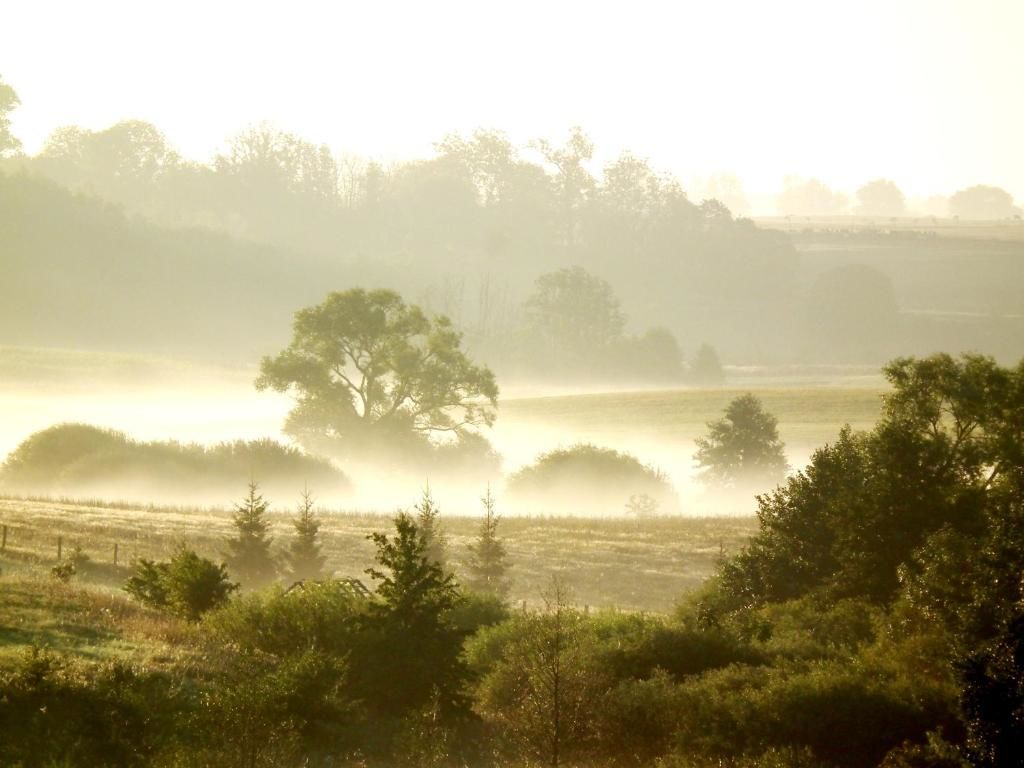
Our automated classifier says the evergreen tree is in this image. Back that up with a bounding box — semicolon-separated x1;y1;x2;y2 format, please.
415;484;448;568
283;486;327;583
225;480;277;588
466;486;511;597
362;512;465;716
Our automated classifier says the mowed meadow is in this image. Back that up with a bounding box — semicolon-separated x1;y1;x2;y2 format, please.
0;497;758;614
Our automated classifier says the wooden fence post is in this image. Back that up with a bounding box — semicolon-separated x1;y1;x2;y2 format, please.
113;543;118;565
57;536;62;562
1;524;6;551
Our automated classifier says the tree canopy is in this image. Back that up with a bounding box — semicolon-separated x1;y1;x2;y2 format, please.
949;185;1021;220
506;443;679;515
694;394;789;490
256;289;498;458
712;353;1024;608
855;179;906;217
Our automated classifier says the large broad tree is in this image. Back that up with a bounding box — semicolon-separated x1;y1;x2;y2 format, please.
256;289;498;458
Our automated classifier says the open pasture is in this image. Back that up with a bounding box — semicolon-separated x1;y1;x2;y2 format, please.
500;385;885;453
0;496;758;614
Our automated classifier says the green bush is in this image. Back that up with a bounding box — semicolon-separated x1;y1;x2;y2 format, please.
204;580;367;656
194;649;353;767
0;647;181;767
124;544;237;620
670;661;958;768
506;442;680;515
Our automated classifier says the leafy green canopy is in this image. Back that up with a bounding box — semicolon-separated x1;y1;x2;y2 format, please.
256;288;498;456
0;423;349;500
124;544;237;620
506;442;679;515
713;353;1024;608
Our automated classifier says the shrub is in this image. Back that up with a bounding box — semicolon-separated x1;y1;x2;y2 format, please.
506;442;679;515
670;661;957;768
195;649;353;767
204;580;367;657
0;647;180;767
124;544;237;620
0;422;350;503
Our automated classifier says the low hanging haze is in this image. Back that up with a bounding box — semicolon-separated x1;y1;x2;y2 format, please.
2;0;1022;211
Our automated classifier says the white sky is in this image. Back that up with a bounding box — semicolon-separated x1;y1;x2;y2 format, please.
2;0;1022;207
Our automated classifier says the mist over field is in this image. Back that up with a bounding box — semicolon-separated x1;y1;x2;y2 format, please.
2;3;1024;767
0;348;879;512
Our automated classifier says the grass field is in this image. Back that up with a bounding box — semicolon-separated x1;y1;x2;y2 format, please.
0;496;758;614
0;575;196;669
500;385;886;453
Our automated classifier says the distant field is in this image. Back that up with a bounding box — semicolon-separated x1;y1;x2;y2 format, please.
501;386;886;453
0;497;758;613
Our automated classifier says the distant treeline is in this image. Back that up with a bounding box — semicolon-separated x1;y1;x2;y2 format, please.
0;423;349;503
2;121;1022;369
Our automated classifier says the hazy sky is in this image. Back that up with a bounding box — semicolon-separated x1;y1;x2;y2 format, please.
2;0;1022;207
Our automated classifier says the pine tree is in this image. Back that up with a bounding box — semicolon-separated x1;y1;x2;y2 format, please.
225;480;276;588
364;512;465;715
415;484;447;568
283;486;327;583
466;486;511;597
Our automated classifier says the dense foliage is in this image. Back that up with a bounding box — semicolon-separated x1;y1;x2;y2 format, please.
506;442;680;515
256;288;499;465
694;393;790;490
0;423;350;502
123;544;237;619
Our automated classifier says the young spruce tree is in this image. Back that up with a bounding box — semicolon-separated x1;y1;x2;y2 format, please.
415;484;448;568
225;480;276;588
364;512;465;716
466;486;511;597
283;486;327;583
